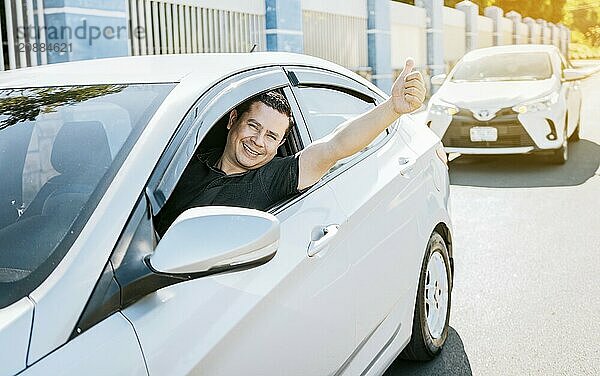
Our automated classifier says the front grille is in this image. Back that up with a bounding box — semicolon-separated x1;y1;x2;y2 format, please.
441;110;535;148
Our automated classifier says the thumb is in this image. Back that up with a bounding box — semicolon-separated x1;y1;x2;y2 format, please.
399;58;415;79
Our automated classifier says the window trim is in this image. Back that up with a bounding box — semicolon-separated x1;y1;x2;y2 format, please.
144;65;394;220
146;67;291;215
284;66;380;101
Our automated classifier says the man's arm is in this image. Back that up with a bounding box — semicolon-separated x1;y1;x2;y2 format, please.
297;58;427;190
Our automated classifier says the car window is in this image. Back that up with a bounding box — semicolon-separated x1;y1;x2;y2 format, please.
150;68;291;214
153;87;303;235
0;83;174;309
292;86;384;172
451;52;553;81
294;86;375;140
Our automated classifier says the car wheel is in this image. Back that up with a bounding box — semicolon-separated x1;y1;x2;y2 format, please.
549;127;568;164
568;111;581;142
401;232;452;361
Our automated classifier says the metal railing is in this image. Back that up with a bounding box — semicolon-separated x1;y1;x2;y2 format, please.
128;0;266;55
302;10;368;70
1;0;48;70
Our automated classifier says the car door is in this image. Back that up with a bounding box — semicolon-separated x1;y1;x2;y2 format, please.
286;67;424;356
120;68;355;376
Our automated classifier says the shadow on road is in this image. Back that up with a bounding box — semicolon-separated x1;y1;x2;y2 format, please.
449;139;600;188
384;327;472;376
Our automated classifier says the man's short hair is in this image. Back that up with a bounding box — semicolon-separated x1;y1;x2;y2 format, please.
235;90;294;139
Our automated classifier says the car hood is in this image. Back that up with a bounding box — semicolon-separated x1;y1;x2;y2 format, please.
434;79;558;109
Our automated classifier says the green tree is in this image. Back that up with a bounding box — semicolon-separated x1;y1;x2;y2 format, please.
564;0;600;47
444;0;566;22
494;0;566;23
399;0;597;52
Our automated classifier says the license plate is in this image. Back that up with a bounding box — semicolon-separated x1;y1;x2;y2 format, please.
470;127;498;142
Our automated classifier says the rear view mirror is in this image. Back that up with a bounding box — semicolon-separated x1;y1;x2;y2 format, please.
430;74;447;86
562;68;586;82
149;206;279;275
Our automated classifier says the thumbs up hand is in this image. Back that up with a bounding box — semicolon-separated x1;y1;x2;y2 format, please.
390;58;426;115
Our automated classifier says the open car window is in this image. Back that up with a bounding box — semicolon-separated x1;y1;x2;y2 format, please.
149;68;291;216
152;84;303;236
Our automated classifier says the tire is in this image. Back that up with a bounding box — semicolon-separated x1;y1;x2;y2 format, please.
569;111;581;142
401;232;452;361
569;125;580;142
548;126;568;164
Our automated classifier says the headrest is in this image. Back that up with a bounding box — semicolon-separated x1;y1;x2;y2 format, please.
51;121;112;176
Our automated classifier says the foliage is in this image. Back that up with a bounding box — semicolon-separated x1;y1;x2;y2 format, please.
396;0;599;53
0;85;126;131
444;1;495;13
563;0;600;48
443;1;566;22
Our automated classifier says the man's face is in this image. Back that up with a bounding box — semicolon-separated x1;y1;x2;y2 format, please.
224;101;289;170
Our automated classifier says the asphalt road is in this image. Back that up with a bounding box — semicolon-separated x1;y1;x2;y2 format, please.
385;68;600;375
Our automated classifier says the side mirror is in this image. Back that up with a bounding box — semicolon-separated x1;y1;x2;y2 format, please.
149;206;279;276
430;74;447;86
562;68;586;82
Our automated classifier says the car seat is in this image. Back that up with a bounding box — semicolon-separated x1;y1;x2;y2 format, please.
19;121;112;221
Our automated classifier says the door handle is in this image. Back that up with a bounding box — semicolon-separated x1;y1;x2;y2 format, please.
308;224;340;257
398;156;416;177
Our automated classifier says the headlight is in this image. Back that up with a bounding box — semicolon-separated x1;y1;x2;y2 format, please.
430;100;459;116
512;92;559;114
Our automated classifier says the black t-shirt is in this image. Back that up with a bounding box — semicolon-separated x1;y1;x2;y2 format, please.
155;148;301;234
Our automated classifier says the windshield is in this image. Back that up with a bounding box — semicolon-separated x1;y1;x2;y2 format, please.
451;52;553;82
0;83;174;308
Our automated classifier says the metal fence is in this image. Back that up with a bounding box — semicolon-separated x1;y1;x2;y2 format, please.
302;10;368;70
1;0;48;70
0;0;573;74
127;0;266;56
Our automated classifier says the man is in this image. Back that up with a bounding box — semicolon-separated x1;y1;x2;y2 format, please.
156;59;426;235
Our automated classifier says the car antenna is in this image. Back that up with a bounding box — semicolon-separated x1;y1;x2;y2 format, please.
249;44;257;53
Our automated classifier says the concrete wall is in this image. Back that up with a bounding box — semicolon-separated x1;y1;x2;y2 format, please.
550;23;560;48
0;0;573;82
524;18;542;44
180;0;265;14
302;0;365;17
498;17;513;45
302;9;368;69
442;6;465;69
42;0;128;63
301;0;367;69
477;15;494;48
515;22;529;44
539;21;552;44
390;1;427;72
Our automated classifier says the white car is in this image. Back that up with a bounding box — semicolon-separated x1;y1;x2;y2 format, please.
426;45;584;163
0;53;452;376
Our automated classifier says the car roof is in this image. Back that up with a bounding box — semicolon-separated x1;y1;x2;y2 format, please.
464;44;560;59
0;52;353;89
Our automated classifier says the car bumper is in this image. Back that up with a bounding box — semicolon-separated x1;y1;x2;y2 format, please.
427;105;566;153
445;146;535;155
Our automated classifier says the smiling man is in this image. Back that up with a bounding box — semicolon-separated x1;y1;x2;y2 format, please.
156;59;426;235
